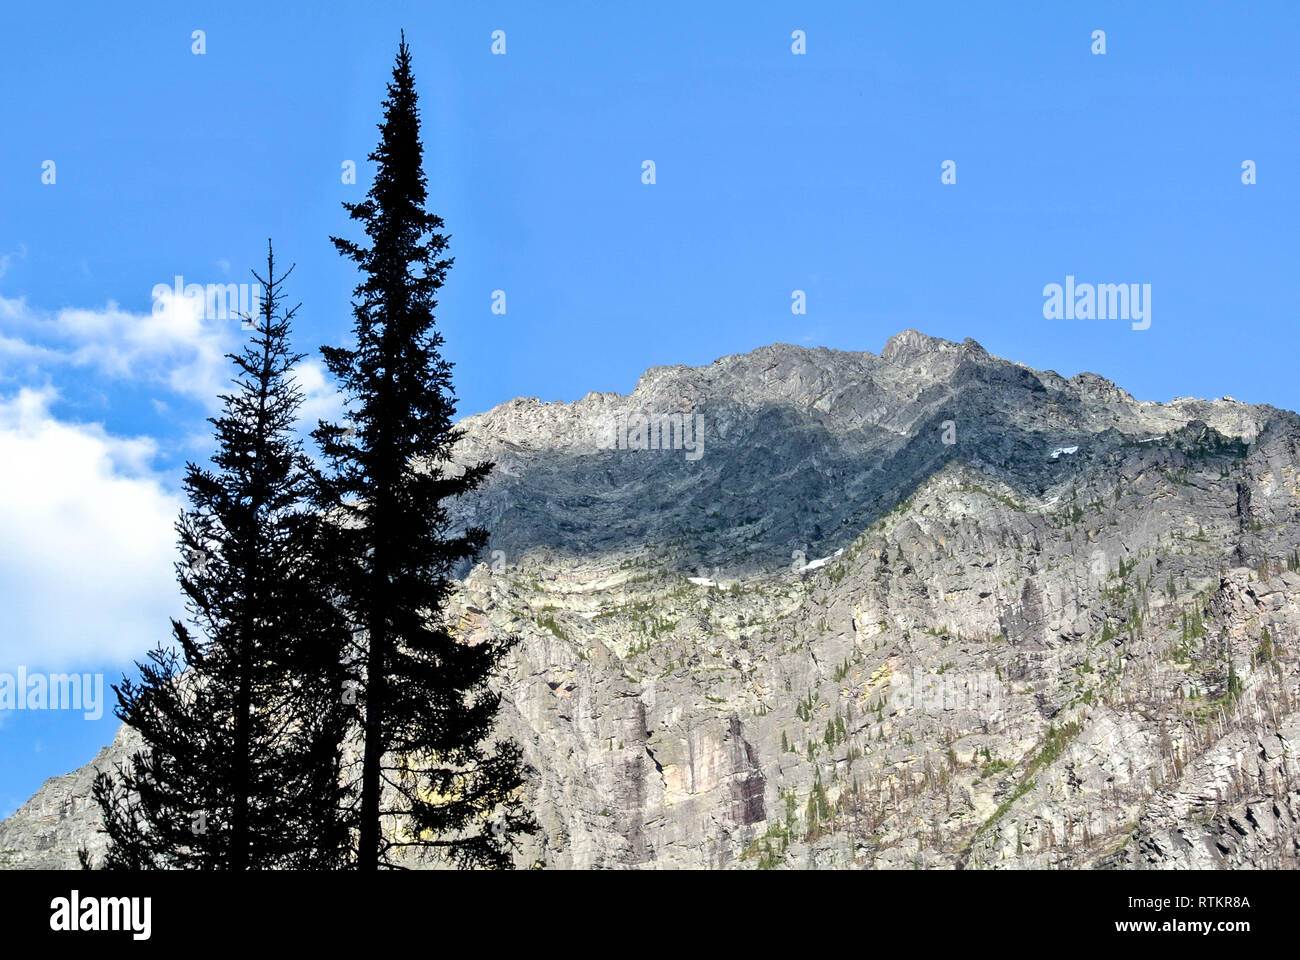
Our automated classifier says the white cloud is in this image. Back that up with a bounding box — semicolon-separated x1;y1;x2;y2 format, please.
0;243;27;279
293;358;346;427
0;289;347;677
0;292;233;405
0;293;347;420
0;387;181;669
0;295;27;322
0;332;56;364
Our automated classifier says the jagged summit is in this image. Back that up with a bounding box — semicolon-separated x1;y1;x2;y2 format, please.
470;331;1265;441
879;328;970;362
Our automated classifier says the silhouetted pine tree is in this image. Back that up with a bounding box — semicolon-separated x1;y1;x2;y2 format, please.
91;243;354;869
315;34;535;870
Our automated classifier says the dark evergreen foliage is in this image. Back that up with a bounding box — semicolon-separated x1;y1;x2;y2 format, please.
91;244;354;869
315;34;536;870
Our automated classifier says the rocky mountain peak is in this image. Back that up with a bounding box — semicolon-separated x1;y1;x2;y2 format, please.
880;328;962;363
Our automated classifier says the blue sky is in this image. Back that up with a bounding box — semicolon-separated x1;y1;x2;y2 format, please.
1;1;1297;813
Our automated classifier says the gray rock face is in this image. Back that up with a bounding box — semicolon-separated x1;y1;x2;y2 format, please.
4;330;1299;869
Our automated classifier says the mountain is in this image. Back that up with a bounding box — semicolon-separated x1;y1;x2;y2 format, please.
4;329;1300;869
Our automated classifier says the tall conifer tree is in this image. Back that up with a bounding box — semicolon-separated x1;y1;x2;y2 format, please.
91;244;353;869
316;34;535;870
